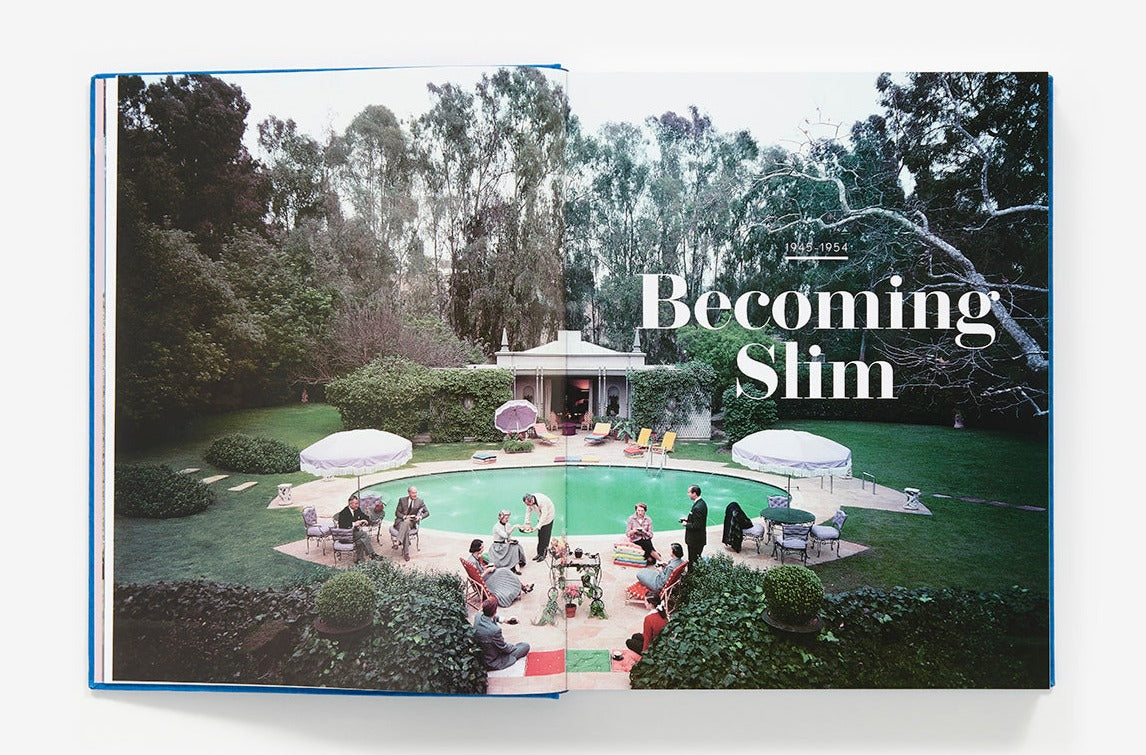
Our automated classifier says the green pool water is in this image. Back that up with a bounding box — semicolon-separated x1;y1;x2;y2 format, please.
360;465;787;537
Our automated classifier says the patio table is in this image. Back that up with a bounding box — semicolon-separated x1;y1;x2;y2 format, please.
759;507;815;525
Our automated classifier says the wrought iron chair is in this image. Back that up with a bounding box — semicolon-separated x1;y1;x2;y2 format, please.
302;506;331;555
810;509;848;558
763;494;790;543
330;527;357;565
772;524;811;565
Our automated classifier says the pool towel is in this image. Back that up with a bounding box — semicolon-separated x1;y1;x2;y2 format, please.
613;540;647;567
554;456;599;463
472;452;497;464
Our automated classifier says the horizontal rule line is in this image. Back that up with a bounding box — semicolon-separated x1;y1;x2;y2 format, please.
785;255;850;261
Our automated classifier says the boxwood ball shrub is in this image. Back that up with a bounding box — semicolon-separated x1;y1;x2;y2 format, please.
115;463;216;518
315;572;376;628
204;433;300;474
763;565;824;624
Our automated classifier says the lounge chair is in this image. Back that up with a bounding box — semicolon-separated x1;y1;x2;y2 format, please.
646;431;676;469
531;423;558;445
623;428;652;457
584;422;612;444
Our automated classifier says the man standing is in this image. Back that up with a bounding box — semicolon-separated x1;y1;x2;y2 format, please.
680;484;707;565
336;494;380;563
522;492;555;562
394;486;428;562
473;597;529;671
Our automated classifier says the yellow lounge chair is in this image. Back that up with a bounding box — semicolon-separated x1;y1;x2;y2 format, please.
584;422;612;444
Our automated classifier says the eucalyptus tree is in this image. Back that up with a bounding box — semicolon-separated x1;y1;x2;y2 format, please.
414;67;567;352
744;72;1049;418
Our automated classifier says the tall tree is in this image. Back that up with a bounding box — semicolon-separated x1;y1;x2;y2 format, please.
118;74;269;258
746;72;1049;417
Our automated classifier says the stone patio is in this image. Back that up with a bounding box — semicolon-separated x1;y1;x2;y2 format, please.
270;430;923;693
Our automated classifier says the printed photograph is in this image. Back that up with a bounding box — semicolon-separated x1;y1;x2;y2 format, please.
92;66;1050;694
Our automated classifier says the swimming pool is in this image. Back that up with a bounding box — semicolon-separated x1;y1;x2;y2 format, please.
360;465;788;536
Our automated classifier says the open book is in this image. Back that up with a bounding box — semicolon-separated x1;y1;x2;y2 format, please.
90;65;1051;695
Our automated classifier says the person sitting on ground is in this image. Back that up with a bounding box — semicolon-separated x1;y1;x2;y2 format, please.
635;542;684;595
473;597;530;671
624;593;668;656
721;500;755;553
489;510;528;574
625;502;662;566
335;494;381;563
467;539;533;607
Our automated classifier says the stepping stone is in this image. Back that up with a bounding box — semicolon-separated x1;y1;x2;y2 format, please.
178;468;201;475
200;474;229;484
931;493;952;498
227;481;258;492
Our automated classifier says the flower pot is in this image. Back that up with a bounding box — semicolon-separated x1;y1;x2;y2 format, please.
565;603;578;618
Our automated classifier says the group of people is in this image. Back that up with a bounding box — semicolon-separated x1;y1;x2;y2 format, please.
330;481;709;671
624;484;708;567
335;486;428;564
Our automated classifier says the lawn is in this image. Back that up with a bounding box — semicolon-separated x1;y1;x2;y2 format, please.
112;405;1050;595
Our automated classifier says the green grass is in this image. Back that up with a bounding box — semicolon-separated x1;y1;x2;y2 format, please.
675;419;1050;508
812;498;1049;594
112;405;1049;595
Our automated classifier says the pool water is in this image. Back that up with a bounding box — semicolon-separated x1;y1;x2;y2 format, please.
360;465;787;537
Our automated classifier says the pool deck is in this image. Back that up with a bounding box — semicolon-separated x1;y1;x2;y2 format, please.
270;431;925;694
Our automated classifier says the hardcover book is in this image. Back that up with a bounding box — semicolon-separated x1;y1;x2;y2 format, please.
91;65;1051;695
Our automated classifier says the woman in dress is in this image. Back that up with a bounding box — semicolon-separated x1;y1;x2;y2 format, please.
626;502;662;566
468;539;533;607
488;510;528;574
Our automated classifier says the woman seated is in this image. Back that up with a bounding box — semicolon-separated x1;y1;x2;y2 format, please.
625;502;662;566
488;510;528;574
467;539;533;607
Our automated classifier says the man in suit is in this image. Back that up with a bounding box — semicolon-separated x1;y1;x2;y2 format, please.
473;597;529;671
681;484;707;565
336;494;380;563
393;485;428;562
635;542;684;594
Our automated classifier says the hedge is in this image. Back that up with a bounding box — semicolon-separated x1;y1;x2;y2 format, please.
629;555;1049;689
285;559;487;693
115;463;216;518
326;357;513;442
204;433;300;474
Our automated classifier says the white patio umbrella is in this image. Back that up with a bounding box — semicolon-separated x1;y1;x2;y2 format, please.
731;429;852;490
299;429;413;494
493;399;539;434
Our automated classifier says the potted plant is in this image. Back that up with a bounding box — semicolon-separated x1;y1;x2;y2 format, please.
761;564;824;633
563;584;583;618
313;571;376;636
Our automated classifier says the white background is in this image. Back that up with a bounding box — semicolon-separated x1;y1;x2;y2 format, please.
2;1;1132;752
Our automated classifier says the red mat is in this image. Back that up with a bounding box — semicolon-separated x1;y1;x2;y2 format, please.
611;647;642;672
525;649;565;676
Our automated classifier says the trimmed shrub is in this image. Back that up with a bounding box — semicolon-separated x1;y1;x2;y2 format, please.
115;463;215;518
204;433;300;474
326;357;513;442
287;559;486;694
720;386;779;444
630;558;1050;689
629;361;716;434
763;565;824;624
315;571;376;628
